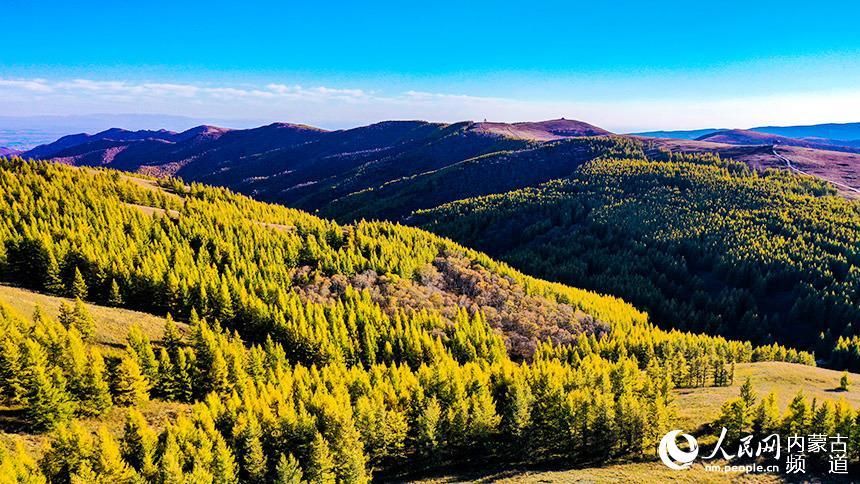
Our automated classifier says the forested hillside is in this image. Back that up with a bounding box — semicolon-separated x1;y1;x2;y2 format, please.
21;120;535;211
322;136;643;222
0;158;818;482
415;154;860;366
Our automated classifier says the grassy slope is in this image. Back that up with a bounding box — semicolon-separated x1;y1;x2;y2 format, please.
0;285;192;455
424;361;860;482
675;362;860;432
0;284;187;352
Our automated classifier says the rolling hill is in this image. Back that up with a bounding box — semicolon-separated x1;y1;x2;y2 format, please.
637;136;860;197
321;136;644;222
630;128;722;140
21;118;860;212
472;118;611;140
414;154;860;361
634;121;860;144
0;158;824;482
695;129;860;154
423;360;860;482
21;120;537;210
752;121;860;141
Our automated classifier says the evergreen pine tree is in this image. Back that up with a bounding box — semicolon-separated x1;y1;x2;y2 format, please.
211;436;238;484
739;377;757;409
305;432;335;484
783;391;811;435
93;427;137;482
120;409;157;479
108;279;124;307
69;463;98;484
840;372;850;391
274;453;303;484
78;348;112;416
155;348;176;400
174;349;195;403
415;397;441;458
40;421;94;482
752;392;781;434
112;356;149;406
156;431;184;484
58;301;75;330
717;398;748;442
71;298;95;340
22;341;73;430
45;250;64;295
162;314;183;357
215;281;234;322
126;325;158;381
69;267;88;299
237;414;267;483
0;338;26;403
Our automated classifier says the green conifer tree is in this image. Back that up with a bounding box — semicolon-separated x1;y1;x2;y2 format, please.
752;392;781;434
108;279;124;307
22;341;73;430
211;436;238;484
274;453;303;484
237;414;267;483
78;348;112;416
93;427;138;482
840;372;851;391
305;432;335;484
120;409;157;479
111;356;149;406
69;267;88;300
71;298;95;340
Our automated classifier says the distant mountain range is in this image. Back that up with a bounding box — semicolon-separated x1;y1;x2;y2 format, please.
0;113;265;150
694;129;860;153
634;122;860;148
11;117;860;215
17;118;615;212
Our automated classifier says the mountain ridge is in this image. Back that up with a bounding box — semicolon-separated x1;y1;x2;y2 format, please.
695;128;860;153
14;117;860;208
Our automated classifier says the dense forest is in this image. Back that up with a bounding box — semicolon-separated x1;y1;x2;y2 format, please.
321;136;644;222
415;153;860;366
0;158;818;481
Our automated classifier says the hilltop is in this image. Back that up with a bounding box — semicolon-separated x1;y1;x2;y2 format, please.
473;118;611;140
696;128;860;153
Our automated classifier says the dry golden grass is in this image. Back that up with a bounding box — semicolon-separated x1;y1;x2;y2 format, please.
0;284;188;352
477;461;781;483
674;362;860;432
125;202;180;219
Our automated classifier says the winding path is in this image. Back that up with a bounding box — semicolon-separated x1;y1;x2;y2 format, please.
772;145;860;195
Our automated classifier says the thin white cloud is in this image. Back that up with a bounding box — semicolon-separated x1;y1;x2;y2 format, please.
0;78;54;93
1;77;859;132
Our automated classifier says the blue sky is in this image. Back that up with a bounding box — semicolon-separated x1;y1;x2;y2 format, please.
3;0;860;131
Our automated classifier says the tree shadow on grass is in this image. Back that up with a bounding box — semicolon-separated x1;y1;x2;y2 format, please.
0;406;36;434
